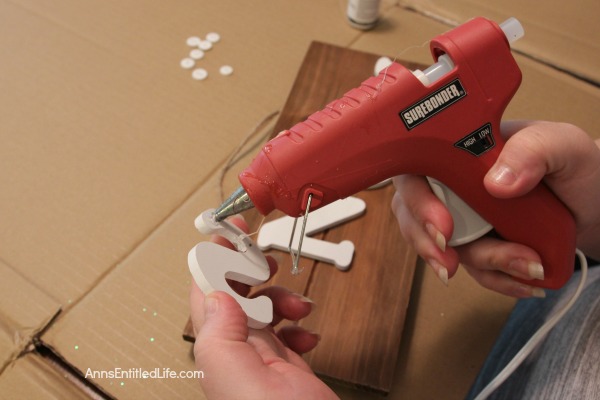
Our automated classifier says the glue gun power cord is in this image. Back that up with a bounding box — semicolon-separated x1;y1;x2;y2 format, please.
474;249;589;400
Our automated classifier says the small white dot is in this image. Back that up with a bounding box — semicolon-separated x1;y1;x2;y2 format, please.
219;65;233;76
198;40;213;51
186;36;201;47
190;49;204;60
180;57;195;69
206;32;221;43
192;68;208;80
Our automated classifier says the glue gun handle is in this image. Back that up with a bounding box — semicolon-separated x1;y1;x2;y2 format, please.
436;125;577;290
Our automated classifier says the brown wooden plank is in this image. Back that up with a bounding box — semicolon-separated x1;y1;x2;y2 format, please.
300;185;417;392
184;41;422;393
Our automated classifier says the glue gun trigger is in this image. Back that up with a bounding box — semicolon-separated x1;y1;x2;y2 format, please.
426;177;493;247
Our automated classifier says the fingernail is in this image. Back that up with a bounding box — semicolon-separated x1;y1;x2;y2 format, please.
293;293;314;303
293;293;316;310
428;259;449;286
516;284;546;298
204;293;219;317
490;164;517;186
309;331;322;342
425;223;446;252
509;259;545;280
528;262;545;280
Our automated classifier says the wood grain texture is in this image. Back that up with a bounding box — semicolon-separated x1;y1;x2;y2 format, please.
184;42;423;393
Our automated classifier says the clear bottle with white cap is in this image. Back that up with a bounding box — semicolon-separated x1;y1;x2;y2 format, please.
346;0;381;30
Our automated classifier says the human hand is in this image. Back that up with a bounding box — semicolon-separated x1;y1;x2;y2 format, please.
189;216;339;400
391;121;600;297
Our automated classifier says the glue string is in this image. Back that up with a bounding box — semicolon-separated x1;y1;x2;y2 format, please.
218;110;280;202
376;40;431;93
390;39;431;63
241;215;266;239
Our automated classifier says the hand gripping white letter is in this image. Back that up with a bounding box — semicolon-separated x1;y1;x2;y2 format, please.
188;210;272;329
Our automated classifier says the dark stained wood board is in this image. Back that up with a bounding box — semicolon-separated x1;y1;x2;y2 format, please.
184;41;423;393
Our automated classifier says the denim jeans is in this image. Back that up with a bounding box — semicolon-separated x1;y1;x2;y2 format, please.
466;263;600;400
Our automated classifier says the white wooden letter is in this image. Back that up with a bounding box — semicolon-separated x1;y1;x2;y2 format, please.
257;197;366;270
188;210;272;329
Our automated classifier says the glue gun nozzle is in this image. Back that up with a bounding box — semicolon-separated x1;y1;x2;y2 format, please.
214;186;255;222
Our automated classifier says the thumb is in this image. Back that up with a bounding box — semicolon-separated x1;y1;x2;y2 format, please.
193;290;249;343
191;290;268;398
484;121;548;198
484;121;589;199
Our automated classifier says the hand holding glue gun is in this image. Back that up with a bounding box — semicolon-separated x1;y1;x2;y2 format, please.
188;17;600;400
213;17;576;290
189;121;600;400
190;15;591;334
392;120;600;297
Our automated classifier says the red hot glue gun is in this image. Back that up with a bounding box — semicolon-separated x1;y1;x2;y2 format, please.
215;17;576;290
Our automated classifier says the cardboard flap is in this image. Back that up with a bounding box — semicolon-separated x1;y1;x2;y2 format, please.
0;260;61;369
0;354;90;399
40;174;222;399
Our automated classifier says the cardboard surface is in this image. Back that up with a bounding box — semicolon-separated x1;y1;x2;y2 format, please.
1;1;599;399
0;0;359;308
0;353;92;399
